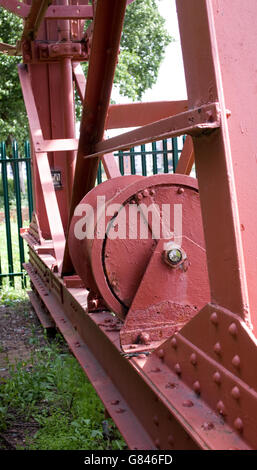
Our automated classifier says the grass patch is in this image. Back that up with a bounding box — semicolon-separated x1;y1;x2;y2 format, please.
0;176;29;211
0;218;29;291
0;285;28;306
0;334;126;450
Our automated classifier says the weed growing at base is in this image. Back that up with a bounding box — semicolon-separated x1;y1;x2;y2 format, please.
0;331;126;450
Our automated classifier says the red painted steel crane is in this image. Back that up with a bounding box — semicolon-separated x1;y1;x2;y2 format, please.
1;0;257;450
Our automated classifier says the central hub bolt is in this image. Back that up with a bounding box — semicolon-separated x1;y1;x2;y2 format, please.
167;248;183;265
163;242;187;269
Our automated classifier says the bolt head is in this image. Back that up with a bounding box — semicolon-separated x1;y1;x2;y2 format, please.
234;417;243;432
190;353;197;365
232;355;241;368
167;248;183;265
213;371;221;384
214;342;222;355
171;337;177;349
155;438;160;449
174;363;181;375
182;399;194;408
231;386;240;400
217;400;226;415
193;381;201;394
177;187;184;194
157;349;164;359
153;415;159;426
228;322;238;337
202;422;215;431
138;332;150;345
111;400;120;406
210;312;219;325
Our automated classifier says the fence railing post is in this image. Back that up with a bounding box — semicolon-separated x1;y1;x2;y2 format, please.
118;150;124;175
172;137;179;172
1;142;14;286
12;140;26;288
25;140;33;222
141;144;147;176
97;161;102;184
162;139;169;173
129;148;136;175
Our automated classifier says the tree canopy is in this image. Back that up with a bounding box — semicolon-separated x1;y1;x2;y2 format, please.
0;9;25;146
0;1;171;146
115;0;171;100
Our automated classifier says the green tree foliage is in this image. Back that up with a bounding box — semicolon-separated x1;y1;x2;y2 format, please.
0;10;27;146
0;0;171;145
115;0;171;100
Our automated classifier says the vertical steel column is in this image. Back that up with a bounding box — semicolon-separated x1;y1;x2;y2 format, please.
59;0;76;207
62;0;127;273
61;56;76;207
176;0;250;326
211;0;257;334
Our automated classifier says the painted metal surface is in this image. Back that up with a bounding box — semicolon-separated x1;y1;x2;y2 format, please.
62;0;128;274
2;0;257;450
68;173;210;352
84;102;222;160
23;254;249;450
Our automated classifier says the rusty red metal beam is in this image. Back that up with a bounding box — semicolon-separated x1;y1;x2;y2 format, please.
210;0;257;335
106;101;188;129
72;63;120;179
34;139;78;153
44;4;93;19
72;61;86;101
18;64;65;267
24;255;250;450
84;102;221;159
101;154;121;179
175;136;194;175
62;0;128;273
31;152;65;269
0;42;17;56
22;0;52;41
60;56;76;207
176;0;250;326
18;64;45;145
72;64;189;130
0;0;29;18
18;64;78;153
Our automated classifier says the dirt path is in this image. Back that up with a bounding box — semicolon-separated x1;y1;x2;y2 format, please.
0;300;45;375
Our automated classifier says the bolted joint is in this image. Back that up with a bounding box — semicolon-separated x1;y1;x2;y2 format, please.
162;242;187;269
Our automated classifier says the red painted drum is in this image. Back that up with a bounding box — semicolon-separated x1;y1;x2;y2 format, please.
69;174;210;335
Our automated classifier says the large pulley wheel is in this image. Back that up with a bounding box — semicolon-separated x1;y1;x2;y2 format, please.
69;174;210;330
